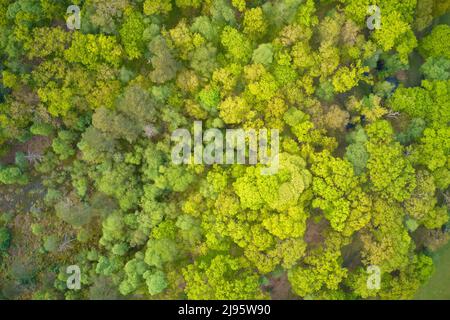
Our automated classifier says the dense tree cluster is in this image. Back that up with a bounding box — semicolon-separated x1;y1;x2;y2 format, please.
0;0;449;300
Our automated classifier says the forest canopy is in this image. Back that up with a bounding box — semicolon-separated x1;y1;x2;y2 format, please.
0;0;449;300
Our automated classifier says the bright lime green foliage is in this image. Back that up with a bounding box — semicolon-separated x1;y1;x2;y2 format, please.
64;33;122;68
0;227;11;251
243;7;267;39
366;121;416;202
218;96;249;124
144;239;179;269
234;153;311;211
0;166;28;185
289;239;348;297
420;24;450;59
0;0;449;301
389;80;450;125
144;0;172;16
220;26;252;62
183;255;266;299
421;57;450;80
311;151;371;236
175;0;202;9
